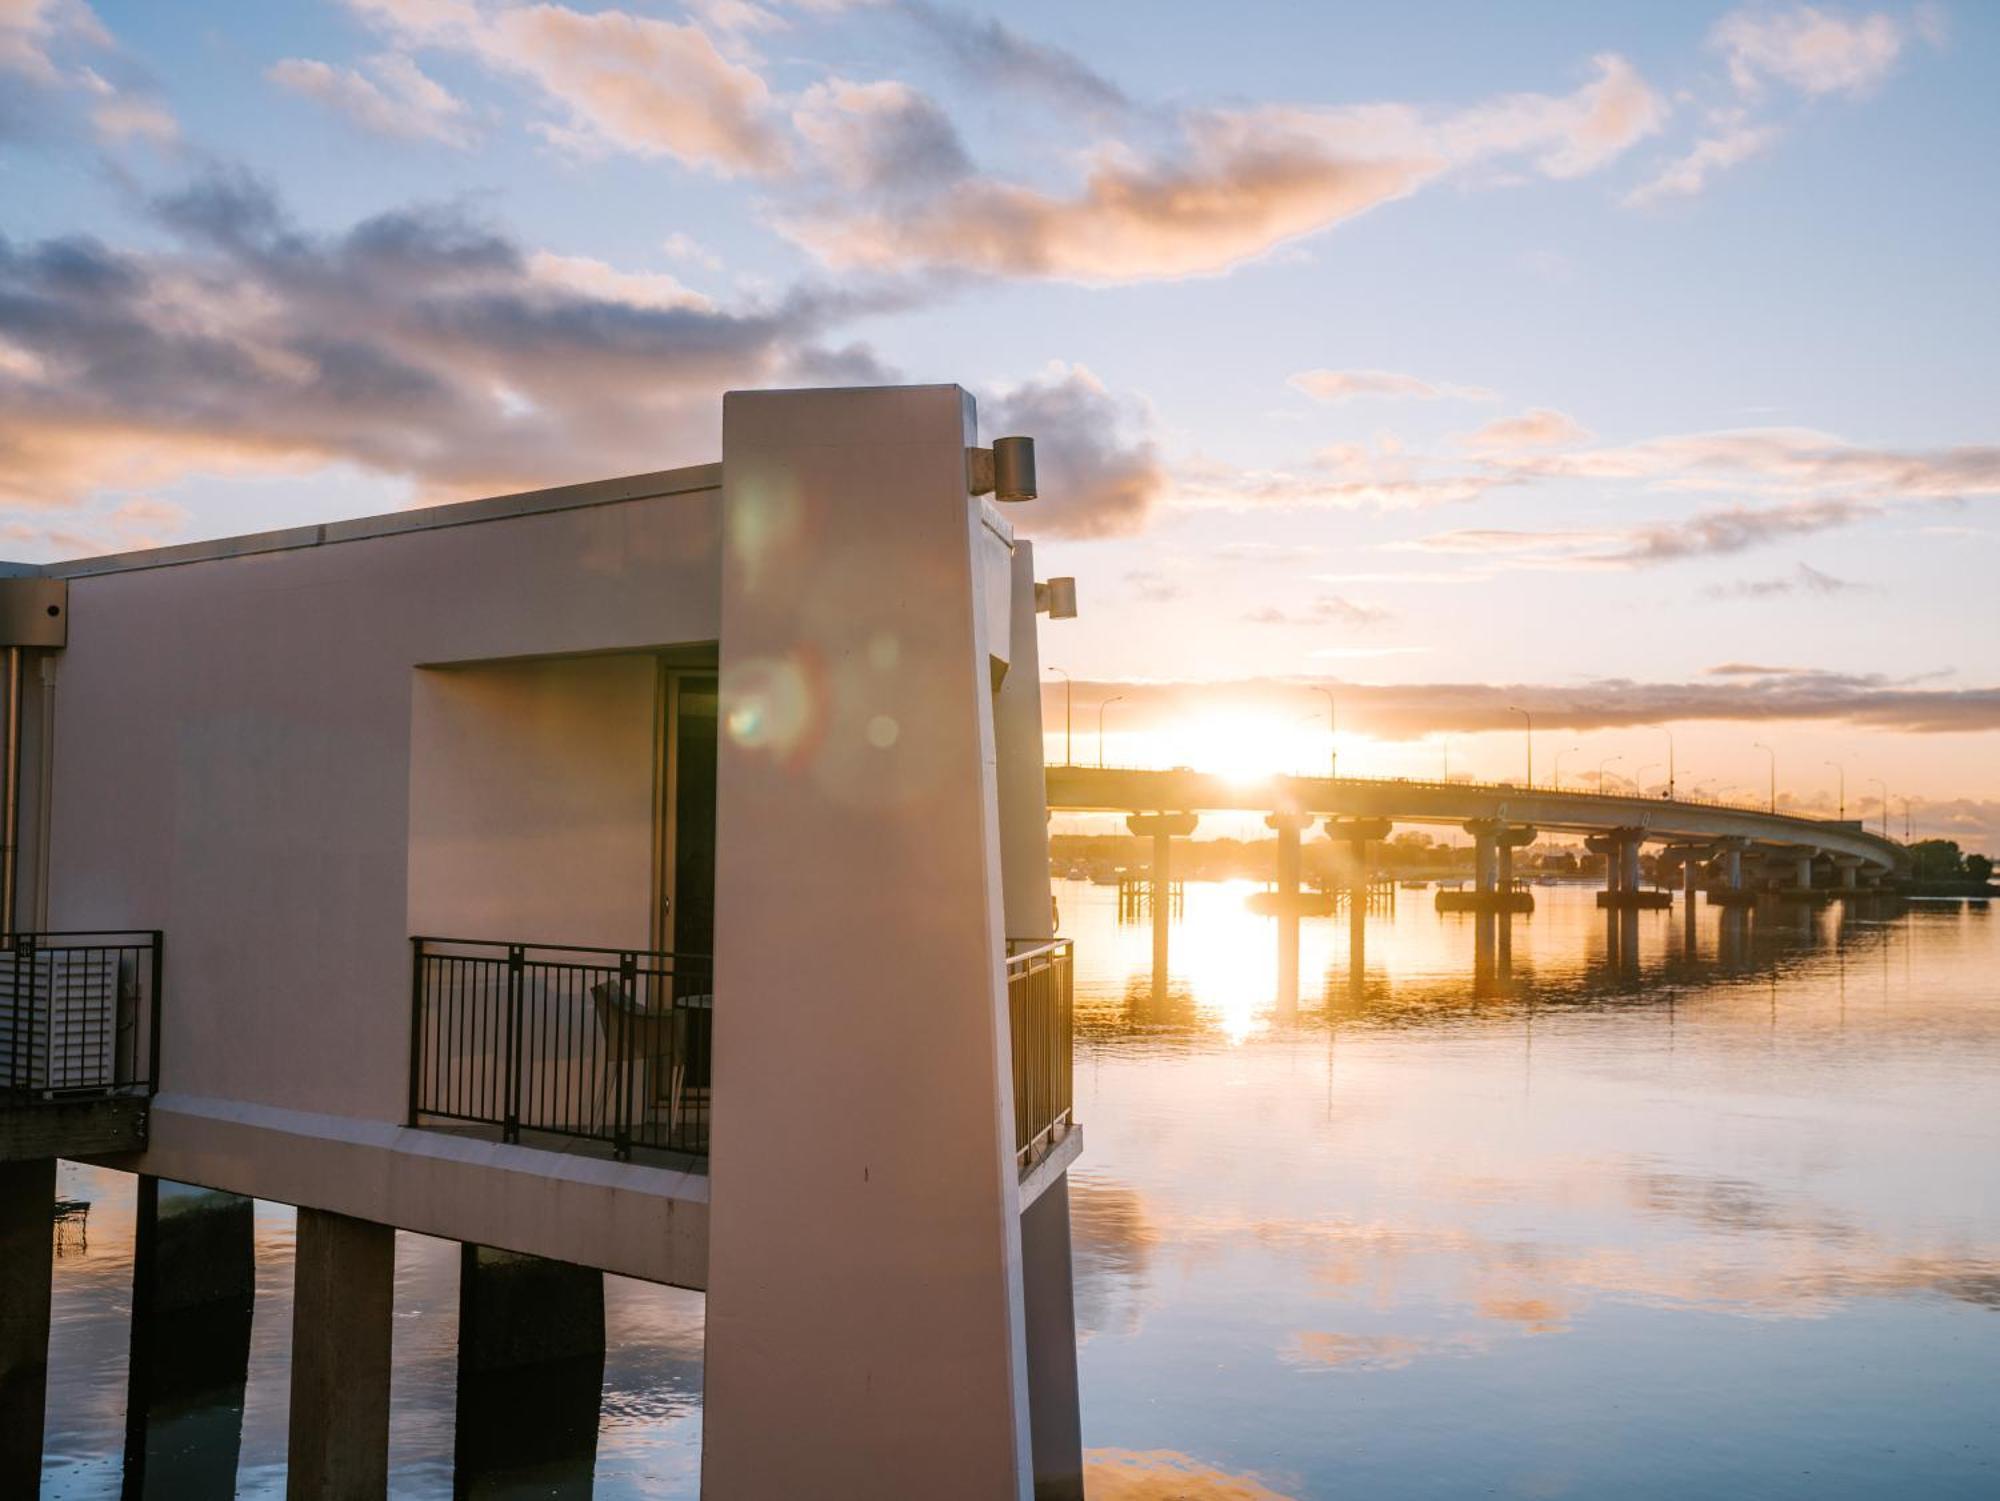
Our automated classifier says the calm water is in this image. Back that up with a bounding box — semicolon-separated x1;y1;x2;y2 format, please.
43;883;2000;1497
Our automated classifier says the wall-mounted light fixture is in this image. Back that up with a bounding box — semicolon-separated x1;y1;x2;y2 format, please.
967;436;1037;501
1035;577;1077;618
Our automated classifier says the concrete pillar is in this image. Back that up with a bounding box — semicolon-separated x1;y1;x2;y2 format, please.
1794;852;1815;890
1496;838;1514;895
1621;837;1642;895
288;1208;394;1501
124;1178;256;1500
1019;1182;1083;1501
1838;859;1859;891
1128;813;1196;1000
0;1157;55;1496
997;541;1055;948
1724;845;1743;890
455;1246;604;1495
708;385;1034;1498
1473;831;1496;894
1266;811;1310;1017
995;543;1080;1501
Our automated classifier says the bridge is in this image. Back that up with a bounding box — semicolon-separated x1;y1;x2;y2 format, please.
1047;764;1909;1009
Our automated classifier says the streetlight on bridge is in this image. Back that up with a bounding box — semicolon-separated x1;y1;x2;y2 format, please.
1753;742;1776;814
1637;762;1662;795
1868;777;1888;839
1552;745;1581;791
1506;705;1533;788
1825;760;1845;820
1598;754;1623;795
1047;667;1071;766
1661;727;1676;798
1097;695;1124;771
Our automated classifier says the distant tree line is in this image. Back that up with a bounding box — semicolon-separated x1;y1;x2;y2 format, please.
1905;839;1995;885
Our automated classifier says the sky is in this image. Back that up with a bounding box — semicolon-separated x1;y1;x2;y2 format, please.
2;0;1997;845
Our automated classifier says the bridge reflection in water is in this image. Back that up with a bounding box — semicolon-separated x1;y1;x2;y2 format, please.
1088;872;1907;1047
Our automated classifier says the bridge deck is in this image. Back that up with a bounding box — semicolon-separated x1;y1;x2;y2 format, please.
1046;766;1904;872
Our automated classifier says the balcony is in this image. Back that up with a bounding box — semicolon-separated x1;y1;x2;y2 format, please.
408;937;712;1167
1006;938;1074;1174
0;930;162;1161
408;934;1073;1181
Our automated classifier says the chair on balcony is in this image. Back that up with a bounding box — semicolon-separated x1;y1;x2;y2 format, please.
588;981;710;1151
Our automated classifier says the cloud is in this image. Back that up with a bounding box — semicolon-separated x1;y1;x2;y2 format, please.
781;53;1662;281
1039;671;2000;741
1707;662;1812;676
1703;561;1864;598
892;0;1130;120
1244;595;1393;629
790;76;970;194
1625;115;1781;205
0;0;107;82
980;362;1165;538
1125;569;1184;604
270;52;474;146
1713;4;1908;97
345;0;789;174
1289;368;1494;403
1461;407;1591;450
0;168;894;525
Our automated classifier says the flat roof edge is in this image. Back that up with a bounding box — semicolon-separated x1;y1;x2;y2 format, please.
34;461;722;580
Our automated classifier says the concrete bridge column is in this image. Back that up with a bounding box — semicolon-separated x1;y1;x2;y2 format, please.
1470;824;1497;895
1792;849;1818;893
455;1246;605;1493
0;1158;55;1496
1835;856;1862;892
1325;818;1391;966
1129;812;1198;994
1266;811;1312;1017
288;1208;394;1500
124;1179;257;1499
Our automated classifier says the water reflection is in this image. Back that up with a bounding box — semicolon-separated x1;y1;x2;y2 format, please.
39;882;1998;1497
1066;881;2000;1498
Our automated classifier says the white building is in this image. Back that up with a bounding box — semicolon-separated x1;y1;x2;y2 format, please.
0;384;1083;1500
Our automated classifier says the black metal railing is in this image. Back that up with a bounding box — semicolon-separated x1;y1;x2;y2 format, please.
0;931;163;1100
408;937;712;1163
1006;938;1073;1172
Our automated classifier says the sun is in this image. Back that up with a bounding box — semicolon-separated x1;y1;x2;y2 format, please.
1152;713;1322;786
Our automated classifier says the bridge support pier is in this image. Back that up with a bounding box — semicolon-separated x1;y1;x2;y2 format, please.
288;1208;395;1501
1708;839;1756;907
1835;856;1862;892
1325;818;1391;988
455;1246;605;1493
1129;813;1198;994
124;1178;256;1498
1440;821;1533;913
1592;829;1669;910
0;1157;55;1497
1265;812;1314;1019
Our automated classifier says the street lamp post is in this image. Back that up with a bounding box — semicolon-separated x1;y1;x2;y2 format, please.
1097;695;1124;771
1636;762;1661;795
1597;754;1623;795
1506;706;1533;788
1753;742;1776;814
1313;686;1338;781
1825;760;1845;820
1661;727;1676;799
1048;667;1072;766
1552;745;1581;791
1868;778;1888;839
1899;797;1911;841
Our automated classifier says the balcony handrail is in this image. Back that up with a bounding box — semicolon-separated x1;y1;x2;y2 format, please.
408;934;712;1164
1005;935;1074;1173
0;928;163;1100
